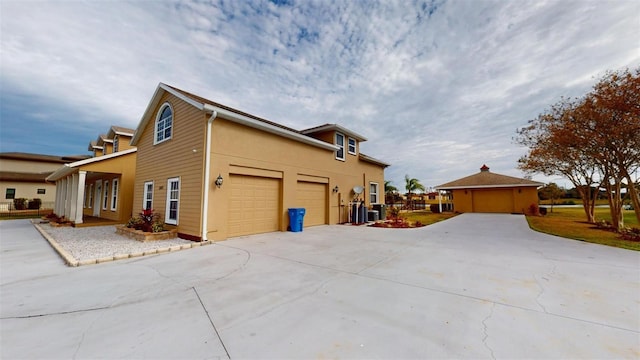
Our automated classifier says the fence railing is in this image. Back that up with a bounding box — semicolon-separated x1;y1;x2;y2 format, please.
0;201;55;218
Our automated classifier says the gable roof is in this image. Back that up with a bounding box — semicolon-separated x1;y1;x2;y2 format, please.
435;165;543;190
46;148;137;181
132;84;346;152
301;124;368;142
107;125;135;137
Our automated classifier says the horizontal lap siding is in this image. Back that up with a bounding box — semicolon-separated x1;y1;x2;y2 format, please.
133;92;205;238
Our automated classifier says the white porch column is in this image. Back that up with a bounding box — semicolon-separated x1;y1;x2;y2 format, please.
64;175;72;219
60;177;68;217
54;180;62;215
74;171;86;224
69;173;79;223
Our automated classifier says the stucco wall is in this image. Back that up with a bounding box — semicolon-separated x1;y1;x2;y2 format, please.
452;187;538;214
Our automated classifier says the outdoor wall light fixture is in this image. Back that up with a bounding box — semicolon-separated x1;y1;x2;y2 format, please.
333;185;339;193
215;174;224;188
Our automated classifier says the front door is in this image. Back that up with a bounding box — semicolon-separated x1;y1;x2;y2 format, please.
93;180;102;216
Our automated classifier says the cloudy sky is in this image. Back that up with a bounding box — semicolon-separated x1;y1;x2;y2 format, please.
1;0;638;189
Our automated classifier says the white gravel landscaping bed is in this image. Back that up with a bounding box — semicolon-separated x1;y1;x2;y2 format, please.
40;223;194;262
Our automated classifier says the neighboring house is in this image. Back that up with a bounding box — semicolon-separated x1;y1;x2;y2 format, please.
130;83;389;241
435;165;543;214
47;126;136;225
0;152;90;208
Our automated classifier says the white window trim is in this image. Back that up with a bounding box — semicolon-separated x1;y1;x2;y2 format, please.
143;181;154;210
370;182;379;204
335;132;345;161
102;180;109;210
154;102;173;145
165;177;180;225
110;178;119;211
113;135;119;153
348;137;356;155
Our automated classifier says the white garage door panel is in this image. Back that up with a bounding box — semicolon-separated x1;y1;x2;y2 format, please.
296;181;327;226
228;175;280;237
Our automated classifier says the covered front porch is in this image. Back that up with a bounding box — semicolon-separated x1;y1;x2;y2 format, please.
46;149;136;226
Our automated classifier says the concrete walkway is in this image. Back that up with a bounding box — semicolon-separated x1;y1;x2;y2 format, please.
1;214;639;359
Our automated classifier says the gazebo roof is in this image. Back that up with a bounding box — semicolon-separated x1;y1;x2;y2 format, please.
435;165;543;190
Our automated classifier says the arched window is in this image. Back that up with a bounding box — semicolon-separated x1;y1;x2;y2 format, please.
154;103;173;144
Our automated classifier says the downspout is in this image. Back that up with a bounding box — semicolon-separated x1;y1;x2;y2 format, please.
202;108;218;241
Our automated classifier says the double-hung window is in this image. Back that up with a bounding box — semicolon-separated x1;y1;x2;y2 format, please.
110;179;119;211
5;188;15;199
103;180;109;210
335;133;345;161
155;103;173;144
113;135;119;152
165;177;180;225
370;182;379;204
143;181;154;210
348;138;356;155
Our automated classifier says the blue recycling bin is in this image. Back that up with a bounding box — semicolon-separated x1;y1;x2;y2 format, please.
288;208;306;232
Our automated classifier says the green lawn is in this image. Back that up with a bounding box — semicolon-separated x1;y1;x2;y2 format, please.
526;207;639;251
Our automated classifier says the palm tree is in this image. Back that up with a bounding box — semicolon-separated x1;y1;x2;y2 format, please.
405;174;425;210
385;180;398;205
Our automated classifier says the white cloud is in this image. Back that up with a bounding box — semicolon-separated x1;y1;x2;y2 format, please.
1;0;638;186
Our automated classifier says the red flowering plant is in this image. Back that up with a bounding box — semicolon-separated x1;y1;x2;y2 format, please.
126;209;165;233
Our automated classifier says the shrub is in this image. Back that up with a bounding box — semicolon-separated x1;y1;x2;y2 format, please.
28;198;42;210
126;209;165;233
619;227;640;242
528;203;539;216
13;198;27;210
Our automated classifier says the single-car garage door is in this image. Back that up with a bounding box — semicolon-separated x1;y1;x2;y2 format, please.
228;175;280;237
295;181;327;226
472;189;513;213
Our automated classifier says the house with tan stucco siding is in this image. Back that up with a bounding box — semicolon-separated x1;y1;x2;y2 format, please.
436;165;542;214
130;83;389;241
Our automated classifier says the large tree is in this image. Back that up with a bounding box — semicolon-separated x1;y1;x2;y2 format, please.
517;99;600;223
517;68;640;229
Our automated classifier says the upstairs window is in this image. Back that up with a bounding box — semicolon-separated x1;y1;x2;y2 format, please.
335;132;345;161
348;138;356;155
155;103;173;144
113;135;119;152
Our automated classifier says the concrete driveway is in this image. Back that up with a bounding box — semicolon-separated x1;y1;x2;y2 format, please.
1;214;639;359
